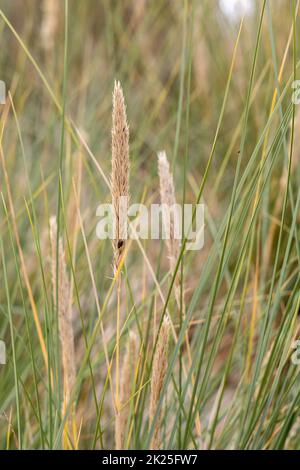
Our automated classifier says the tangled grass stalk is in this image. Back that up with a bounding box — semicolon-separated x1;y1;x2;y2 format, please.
49;216;76;447
111;80;130;442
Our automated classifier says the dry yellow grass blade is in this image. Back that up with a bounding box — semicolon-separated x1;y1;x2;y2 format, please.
0;103;49;370
246;4;298;379
72;180;116;412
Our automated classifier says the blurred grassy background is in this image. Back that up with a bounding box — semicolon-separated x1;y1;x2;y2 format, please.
0;0;299;450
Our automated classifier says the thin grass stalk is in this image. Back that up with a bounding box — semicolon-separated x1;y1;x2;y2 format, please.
111;80;130;439
0;140;48;369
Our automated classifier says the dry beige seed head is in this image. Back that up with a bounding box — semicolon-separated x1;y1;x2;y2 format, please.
115;331;139;449
158;151;182;307
131;0;146;27
150;316;170;450
111;80;130;274
157;151;179;271
41;0;59;52
193;38;209;96
49;216;76;408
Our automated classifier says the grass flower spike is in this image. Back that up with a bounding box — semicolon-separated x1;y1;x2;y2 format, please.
115;331;139;449
111;80;130;275
150;316;170;450
49;216;76;446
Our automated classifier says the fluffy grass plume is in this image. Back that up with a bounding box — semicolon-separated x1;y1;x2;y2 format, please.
150;316;170;450
1;0;300;452
111;80;130;275
115;331;139;449
41;0;59;51
157;151;179;274
158;150;183;311
49;216;76;444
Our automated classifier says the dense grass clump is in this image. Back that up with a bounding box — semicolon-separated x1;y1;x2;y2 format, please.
0;0;299;450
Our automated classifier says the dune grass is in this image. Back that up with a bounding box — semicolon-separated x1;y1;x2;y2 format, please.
0;0;299;450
